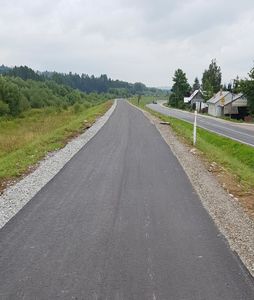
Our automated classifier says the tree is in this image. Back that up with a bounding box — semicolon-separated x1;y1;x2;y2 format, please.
192;77;200;92
226;83;232;92
202;59;222;100
4;84;22;116
8;65;41;81
232;76;241;93
168;93;177;107
171;69;191;108
137;94;141;105
133;82;146;94
241;67;254;114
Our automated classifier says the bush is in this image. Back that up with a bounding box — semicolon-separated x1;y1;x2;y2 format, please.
82;102;91;109
168;93;177;107
19;96;31;111
73;103;81;113
0;100;9;115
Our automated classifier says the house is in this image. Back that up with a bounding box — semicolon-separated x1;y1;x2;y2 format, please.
207;91;248;118
184;89;206;112
223;93;248;118
207;91;232;117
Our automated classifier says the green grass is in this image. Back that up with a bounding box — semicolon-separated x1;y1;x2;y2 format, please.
129;96;155;108
0;101;112;183
130;96;254;189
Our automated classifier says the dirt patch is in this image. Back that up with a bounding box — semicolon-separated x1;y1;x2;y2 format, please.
211;167;254;219
187;149;254;220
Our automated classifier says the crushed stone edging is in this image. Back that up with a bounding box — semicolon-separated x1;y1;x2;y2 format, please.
0;100;117;229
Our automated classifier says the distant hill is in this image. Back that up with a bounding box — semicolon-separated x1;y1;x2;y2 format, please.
156;86;171;91
0;64;11;74
1;65;164;97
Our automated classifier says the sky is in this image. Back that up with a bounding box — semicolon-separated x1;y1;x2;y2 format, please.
0;0;254;87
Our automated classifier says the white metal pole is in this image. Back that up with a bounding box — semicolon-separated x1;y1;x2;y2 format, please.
193;110;197;145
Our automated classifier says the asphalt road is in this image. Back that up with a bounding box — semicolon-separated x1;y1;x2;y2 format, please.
147;103;254;147
0;101;253;299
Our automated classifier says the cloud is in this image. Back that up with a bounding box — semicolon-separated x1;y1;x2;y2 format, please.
0;0;254;86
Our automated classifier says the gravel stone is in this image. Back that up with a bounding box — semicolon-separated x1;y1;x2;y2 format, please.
0;100;117;229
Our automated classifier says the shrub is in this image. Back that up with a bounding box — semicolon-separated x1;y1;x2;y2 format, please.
0;100;9;115
73;103;81;113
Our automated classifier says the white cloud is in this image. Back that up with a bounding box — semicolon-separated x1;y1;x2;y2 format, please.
0;0;254;86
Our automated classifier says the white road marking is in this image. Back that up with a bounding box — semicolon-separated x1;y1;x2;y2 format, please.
148;104;254;147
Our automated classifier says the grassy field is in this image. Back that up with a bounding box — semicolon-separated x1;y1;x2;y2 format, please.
130;95;167;108
130;96;254;189
0;101;112;187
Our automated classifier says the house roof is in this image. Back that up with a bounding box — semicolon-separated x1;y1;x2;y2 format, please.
224;93;246;105
233;93;245;102
207;91;230;104
184;89;203;103
208;91;247;106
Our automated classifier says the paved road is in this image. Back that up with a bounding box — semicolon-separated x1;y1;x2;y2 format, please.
147;103;254;147
0;101;253;299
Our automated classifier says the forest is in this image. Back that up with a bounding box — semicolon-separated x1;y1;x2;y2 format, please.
0;75;110;117
0;65;163;117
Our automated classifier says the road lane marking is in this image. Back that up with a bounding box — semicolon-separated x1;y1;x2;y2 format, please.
158;105;254;137
148;105;254;147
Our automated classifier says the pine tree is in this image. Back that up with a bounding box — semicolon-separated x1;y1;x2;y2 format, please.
202;59;222;100
192;77;200;92
171;69;191;108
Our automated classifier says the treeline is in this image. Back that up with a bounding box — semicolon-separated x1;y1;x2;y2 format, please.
0;65;160;96
169;59;254;114
0;76;110;117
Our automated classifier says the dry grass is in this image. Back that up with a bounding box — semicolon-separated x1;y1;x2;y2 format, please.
0;101;112;189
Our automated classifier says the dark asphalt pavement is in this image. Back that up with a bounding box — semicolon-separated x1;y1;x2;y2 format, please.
147;103;254;147
0;100;253;299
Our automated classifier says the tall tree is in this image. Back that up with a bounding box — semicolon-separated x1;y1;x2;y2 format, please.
202;59;222;100
192;77;200;92
232;76;241;93
241;67;254;114
170;69;191;108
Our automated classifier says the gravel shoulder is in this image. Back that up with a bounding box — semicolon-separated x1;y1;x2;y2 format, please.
133;103;254;277
0;100;117;229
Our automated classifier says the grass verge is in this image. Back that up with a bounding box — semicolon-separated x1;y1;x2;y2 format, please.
0;101;112;189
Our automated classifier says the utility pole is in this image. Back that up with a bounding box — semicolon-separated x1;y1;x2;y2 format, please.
193;110;197;145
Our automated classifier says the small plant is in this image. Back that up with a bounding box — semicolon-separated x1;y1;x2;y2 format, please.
73;103;81;114
62;104;68;110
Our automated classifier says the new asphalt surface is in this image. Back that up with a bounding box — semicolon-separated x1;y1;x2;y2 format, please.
0;100;253;299
147;103;254;147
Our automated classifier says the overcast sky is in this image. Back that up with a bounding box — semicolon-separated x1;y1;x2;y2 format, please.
1;0;254;87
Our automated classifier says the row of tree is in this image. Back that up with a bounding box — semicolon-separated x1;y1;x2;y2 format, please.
169;60;254;114
0;76;110;117
0;64;168;117
0;65;158;96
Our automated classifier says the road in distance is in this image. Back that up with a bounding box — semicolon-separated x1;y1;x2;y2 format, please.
147;102;254;147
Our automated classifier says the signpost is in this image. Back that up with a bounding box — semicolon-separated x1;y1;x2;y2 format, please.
193;110;197;145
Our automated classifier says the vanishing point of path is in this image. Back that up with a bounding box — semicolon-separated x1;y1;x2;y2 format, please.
0;100;253;299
